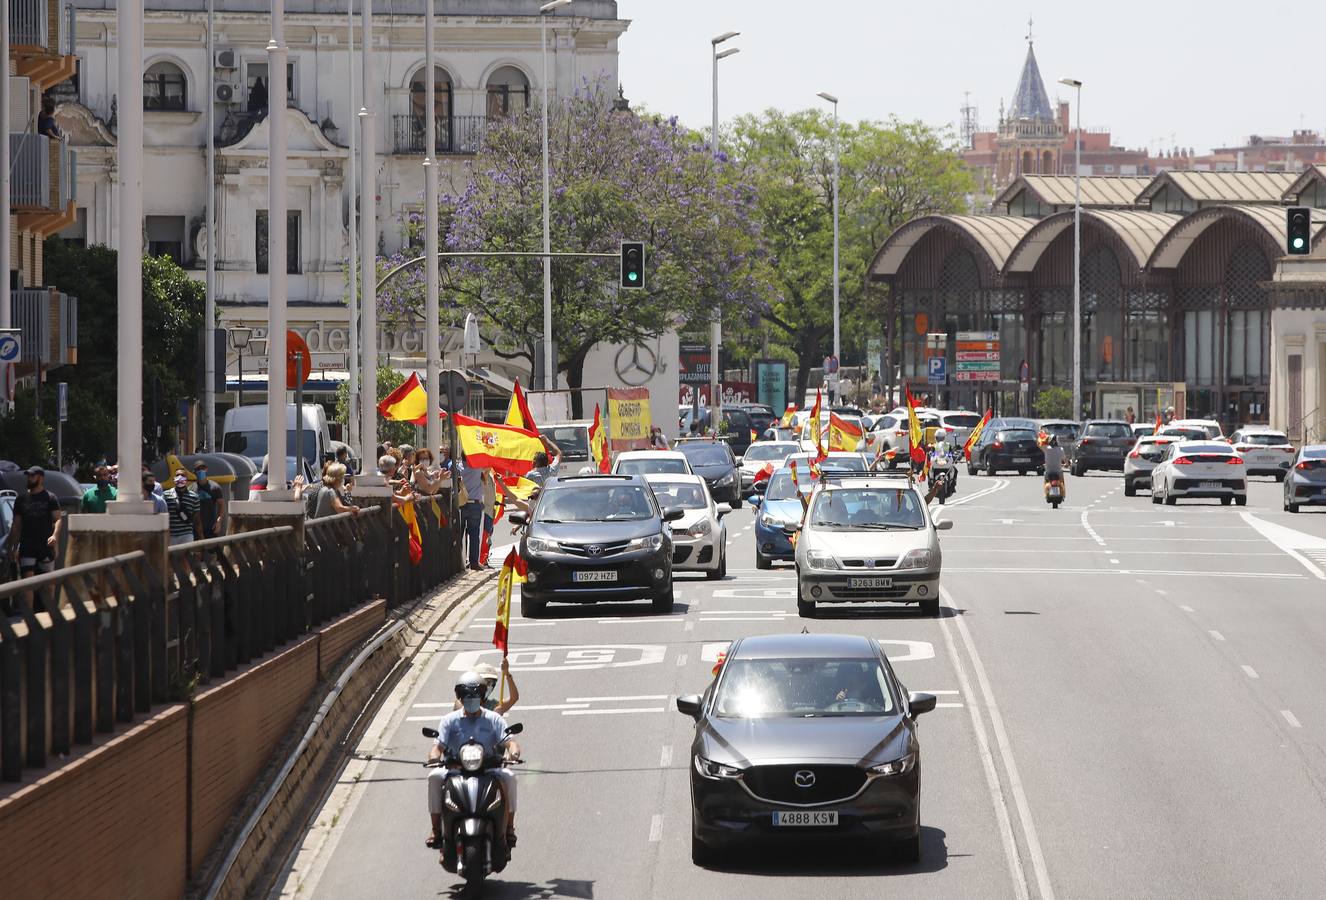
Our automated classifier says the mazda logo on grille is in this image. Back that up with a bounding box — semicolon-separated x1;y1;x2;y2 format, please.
794;770;816;788
587;545;604;557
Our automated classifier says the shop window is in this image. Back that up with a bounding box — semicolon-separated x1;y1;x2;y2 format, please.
256;210;301;274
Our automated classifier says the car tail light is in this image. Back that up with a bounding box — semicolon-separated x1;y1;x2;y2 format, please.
1282;447;1297;453
1128;450;1140;459
993;441;1003;449
1079;437;1092;446
1235;445;1250;452
894;430;905;437
1173;456;1194;465
1296;461;1320;471
1227;456;1244;465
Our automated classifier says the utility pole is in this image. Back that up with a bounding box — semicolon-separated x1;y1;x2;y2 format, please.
347;0;360;451
359;0;378;461
265;0;290;493
710;31;739;433
204;0;216;448
1;1;10;414
424;0;442;457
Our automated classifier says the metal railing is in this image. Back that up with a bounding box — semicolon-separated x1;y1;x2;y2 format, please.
9;0;47;48
9;288;76;366
1;499;462;782
391;114;487;155
10;134;50;208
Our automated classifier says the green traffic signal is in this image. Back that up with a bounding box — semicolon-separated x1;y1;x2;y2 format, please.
1287;207;1311;256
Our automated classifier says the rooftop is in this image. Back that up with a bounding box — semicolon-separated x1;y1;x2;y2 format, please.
1007;43;1055;122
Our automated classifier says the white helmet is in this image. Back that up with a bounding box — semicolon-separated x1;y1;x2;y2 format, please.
454;670;486;701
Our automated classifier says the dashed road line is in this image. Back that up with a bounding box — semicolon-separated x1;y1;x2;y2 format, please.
1241;665;1259;679
649;814;664;842
565;694;668;703
1209;630;1226;642
676;653;688;666
1179;605;1194;612
1080;509;1108;547
564;706;666;716
1282;710;1303;728
660;746;673;768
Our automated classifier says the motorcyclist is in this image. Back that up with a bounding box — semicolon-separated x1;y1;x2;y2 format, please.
427;672;521;851
1042;435;1066;498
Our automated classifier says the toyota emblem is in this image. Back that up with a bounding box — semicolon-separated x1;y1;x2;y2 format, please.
794;769;816;788
587;545;604;557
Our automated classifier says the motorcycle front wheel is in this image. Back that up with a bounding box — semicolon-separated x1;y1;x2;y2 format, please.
463;841;486;892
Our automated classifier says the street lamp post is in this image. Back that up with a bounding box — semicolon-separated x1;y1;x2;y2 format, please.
540;0;571;390
817;91;840;403
423;0;442;458
358;0;377;461
710;31;739;433
1060;77;1083;419
265;0;290;496
232;327;252;410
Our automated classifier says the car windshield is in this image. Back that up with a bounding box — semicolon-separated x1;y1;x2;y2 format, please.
714;657;894;718
823;455;867;471
223;430;317;468
679;444;732;466
1085;423;1131;438
810;487;925;530
1132;425;1155;436
1304;447;1326;459
1181;443;1233;456
1042;423;1078;438
546;426;590;461
617;458;688;475
942;413;982;428
764;471;811;501
744;443;797;461
1240;433;1288;446
998;429;1037;442
649;482;707;510
1160;428;1207;441
537;484;655;522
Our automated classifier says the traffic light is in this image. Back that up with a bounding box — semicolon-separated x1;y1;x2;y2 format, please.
620;241;645;289
1287;207;1311;256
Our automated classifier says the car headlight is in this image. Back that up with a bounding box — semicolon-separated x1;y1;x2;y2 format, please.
459;743;485;773
688;519;712;536
899;549;932;569
629;533;665;552
806;550;840;570
525;537;557;554
715;472;736;486
870;753;916;777
759;512;784;528
694;756;744;780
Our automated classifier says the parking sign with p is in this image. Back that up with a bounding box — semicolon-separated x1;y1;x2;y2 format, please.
927;356;946;384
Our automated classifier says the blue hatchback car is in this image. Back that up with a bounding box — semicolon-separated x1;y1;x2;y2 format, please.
752;466;814;569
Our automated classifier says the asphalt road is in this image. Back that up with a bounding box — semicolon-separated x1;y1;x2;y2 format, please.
289;469;1326;900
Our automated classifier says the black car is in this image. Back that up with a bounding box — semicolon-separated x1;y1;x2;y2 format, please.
734;403;777;435
513;475;683;617
676;439;743;507
1071;420;1134;474
970;425;1044;475
677;633;936;865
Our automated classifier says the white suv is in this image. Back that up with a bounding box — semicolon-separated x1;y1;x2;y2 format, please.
1228;427;1295;480
1150;441;1247;506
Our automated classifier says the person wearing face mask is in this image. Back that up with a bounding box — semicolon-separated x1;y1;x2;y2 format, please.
10;467;64;577
163;470;202;546
142;472;169;514
426;672;520;851
80;465;118;513
192;460;226;538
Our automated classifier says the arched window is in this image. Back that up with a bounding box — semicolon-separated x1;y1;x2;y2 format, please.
486;66;529;118
406;65;452;152
1042;150;1054;174
144;61;187;111
1021;151;1033;175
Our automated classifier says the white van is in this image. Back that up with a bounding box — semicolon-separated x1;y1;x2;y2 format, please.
222;404;333;473
543;421;594;476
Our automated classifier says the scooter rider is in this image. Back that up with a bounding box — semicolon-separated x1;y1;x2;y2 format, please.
1043;435;1066;496
427;672;521;851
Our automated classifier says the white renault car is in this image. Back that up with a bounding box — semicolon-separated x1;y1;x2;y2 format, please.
791;474;952;617
1150;441;1247;506
738;441;800;495
644;474;731;579
1228;427;1295;481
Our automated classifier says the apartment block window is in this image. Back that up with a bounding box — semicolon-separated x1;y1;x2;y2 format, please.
256;210;300;274
144;61;187;111
146;215;186;264
486;66;529;118
247;62;296;111
60;207;88;249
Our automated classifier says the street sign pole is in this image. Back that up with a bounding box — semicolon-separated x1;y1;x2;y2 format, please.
57;382;68;468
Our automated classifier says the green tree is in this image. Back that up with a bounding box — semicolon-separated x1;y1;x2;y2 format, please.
0;387;53;467
1034;386;1074;419
728;111;973;403
42;239;206;468
334;365;416;449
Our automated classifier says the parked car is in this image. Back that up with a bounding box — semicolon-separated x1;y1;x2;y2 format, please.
1228;427;1295;480
1283;445;1326;513
675;439;743;507
1070;421;1134;475
968;424;1044;476
1122;435;1175;496
1150;441;1247;506
613;450;693;477
644;474;731;579
513;474;684;616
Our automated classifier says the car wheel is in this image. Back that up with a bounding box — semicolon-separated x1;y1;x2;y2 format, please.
707;546;726;580
1287;499;1300;514
1234;495;1247;507
1124;478;1136;497
520;590;547;619
730;495;743;509
1274;472;1286;483
796;578;815;618
755;552;772;570
691;831;713;867
1164;489;1177;506
893;832;921;864
986;458;997;477
920;596;940;617
1018;469;1028;476
966;461;977;476
1071;462;1085;477
652;585;675;614
1151;484;1162;504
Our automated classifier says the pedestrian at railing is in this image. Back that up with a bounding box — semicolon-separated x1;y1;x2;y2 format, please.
307;463;360;519
164;469;202;546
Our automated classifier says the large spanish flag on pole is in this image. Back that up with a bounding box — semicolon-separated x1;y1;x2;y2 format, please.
807;390;827;462
828;412;863;452
963;408;993;461
780;403;797;428
504;378;540;435
589;403;610;473
453;413;544;476
378;372;429;424
398;500;424;565
493;548;528;656
905;386;926;467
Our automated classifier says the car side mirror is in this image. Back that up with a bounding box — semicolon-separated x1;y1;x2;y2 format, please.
663;507;686;522
509;512;528;526
908;691;937;717
935;519;954;531
422;727;440;738
715;503;732;516
735;456;743;465
676;694;702;720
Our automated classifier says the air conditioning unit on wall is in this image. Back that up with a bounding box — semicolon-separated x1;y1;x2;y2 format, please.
215;83;235;103
215;48;237;69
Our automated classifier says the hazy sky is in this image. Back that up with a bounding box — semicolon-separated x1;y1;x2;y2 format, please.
616;1;1320;155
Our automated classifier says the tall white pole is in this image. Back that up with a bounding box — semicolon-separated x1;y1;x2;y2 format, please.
831;101;840;389
359;0;378;460
1071;84;1082;420
265;0;289;492
540;11;553;390
1;1;11;410
709;36;737;432
347;0;360;452
204;0;216;448
112;0;146;508
424;0;442;455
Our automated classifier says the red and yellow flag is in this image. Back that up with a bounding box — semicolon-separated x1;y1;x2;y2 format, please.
504;378;540;435
905;386;926;467
1154;410;1163;433
789;461;808;511
589;403;610;473
807;390;827;462
780;403;798;428
398;500;423;565
753;461;775;484
963;409;992;461
828;412;863;452
493;548;528;655
378;372;429;424
750;428;759;444
454;413;544;476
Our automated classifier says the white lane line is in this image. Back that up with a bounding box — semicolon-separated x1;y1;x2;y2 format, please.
676;653;688;667
1282;710;1303;728
1241;665;1259;679
1239;513;1326;580
685;621;695;631
1156;589;1169;596
595;617;685;625
566;694;668;702
935;591;1031;900
649;814;664;842
946;567;1302;579
563;707;666;716
468;622;556;629
1209;630;1226;642
935;703;966;709
660;746;673;768
1080;509;1108;547
1110;559;1120;565
943;586;1054;900
1179;605;1194;612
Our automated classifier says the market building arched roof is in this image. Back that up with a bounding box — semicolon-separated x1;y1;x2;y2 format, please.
869;214;1036;281
1004;210;1183;275
1145;204;1325;270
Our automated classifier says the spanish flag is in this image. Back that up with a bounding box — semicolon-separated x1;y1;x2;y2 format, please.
828;412;863;452
378;372;429;425
453;413;544;476
493;548;527;655
1154;410;1163;433
505;378;540;435
753;462;775;484
789;461;808;511
807;390;827;462
589;403;610;473
962;409;992;461
398;500;423;565
905;386;925;467
780;403;797;428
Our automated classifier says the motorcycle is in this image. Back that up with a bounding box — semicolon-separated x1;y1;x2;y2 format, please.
1044;475;1065;509
928;446;958;503
423;722;524;894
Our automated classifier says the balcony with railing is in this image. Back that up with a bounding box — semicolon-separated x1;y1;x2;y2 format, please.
10;133;76;235
10;288;78;370
9;0;77;90
391;114;488;156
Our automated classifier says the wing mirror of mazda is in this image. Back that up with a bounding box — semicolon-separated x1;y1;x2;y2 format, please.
908;691;937;717
935;519;954;531
676;694;702;720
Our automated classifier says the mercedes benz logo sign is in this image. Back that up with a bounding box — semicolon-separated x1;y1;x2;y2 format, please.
794;770;816;788
614;342;658;386
587;545;604;557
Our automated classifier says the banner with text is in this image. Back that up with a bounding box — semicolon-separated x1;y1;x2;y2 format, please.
608;387;652;451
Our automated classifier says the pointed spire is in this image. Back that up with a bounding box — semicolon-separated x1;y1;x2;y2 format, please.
1008;41;1054;122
